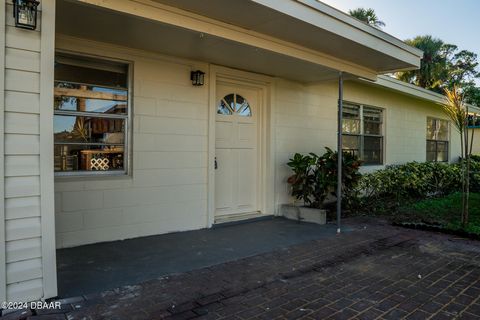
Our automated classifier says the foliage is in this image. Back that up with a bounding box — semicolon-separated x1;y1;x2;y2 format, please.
464;84;480;107
443;86;468;136
397;193;480;235
287;148;362;209
395;35;480;105
471;155;480;162
348;8;385;28
442;86;473;226
286;153;317;207
355;158;480;215
363;161;461;197
396;36;450;91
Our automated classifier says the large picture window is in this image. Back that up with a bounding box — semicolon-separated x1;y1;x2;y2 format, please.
426;118;449;162
342;102;383;165
54;54;130;175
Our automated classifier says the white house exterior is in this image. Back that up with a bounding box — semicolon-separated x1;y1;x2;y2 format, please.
1;0;476;303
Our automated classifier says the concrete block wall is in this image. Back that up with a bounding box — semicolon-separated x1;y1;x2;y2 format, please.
54;36;209;248
54;38;461;249
273;78;461;208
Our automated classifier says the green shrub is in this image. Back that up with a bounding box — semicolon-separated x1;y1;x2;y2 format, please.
357;162;463;214
470;159;480;192
471;154;480;162
287;148;362;209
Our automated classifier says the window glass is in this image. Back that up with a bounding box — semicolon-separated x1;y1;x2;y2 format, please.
55;56;127;88
364;136;383;165
217;100;232;115
426;118;449;162
342;104;360;134
342;103;383;165
54;54;129;175
343;104;360;119
363;107;382;135
54;116;125;144
437;120;449;141
54;145;124;172
342;135;361;158
217;94;252;117
54;82;127;114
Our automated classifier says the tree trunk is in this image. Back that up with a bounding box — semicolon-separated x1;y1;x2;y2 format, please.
463;116;469;227
460;131;466;226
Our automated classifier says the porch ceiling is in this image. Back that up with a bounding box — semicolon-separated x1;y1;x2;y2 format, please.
151;0;422;73
56;0;344;83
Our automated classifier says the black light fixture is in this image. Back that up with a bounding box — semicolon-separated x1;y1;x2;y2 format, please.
12;0;40;30
190;70;205;86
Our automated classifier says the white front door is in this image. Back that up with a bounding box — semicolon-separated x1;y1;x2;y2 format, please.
215;81;260;219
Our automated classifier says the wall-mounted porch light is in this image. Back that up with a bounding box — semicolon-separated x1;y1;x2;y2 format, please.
190;70;205;86
12;0;40;30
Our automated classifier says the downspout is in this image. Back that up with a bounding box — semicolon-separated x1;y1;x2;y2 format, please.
337;72;343;234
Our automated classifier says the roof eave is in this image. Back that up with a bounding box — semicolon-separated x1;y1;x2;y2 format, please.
359;75;480;113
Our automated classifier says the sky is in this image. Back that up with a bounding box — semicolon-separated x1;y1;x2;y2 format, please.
321;0;479;83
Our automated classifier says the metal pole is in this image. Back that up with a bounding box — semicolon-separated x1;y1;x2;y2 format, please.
337;72;343;234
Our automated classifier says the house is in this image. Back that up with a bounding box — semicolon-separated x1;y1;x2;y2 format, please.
1;0;477;303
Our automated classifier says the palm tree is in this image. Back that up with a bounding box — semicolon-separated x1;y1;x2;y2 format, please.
396;36;450;92
348;8;385;28
442;86;473;227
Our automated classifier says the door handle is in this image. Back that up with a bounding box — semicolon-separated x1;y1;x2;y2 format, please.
214;157;218;170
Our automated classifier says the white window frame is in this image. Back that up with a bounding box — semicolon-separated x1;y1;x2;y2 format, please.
53;51;133;177
342;101;384;165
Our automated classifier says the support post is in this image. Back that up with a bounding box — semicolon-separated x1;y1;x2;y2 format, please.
337;72;343;234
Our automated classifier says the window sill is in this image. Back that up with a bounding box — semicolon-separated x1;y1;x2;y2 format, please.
54;172;132;182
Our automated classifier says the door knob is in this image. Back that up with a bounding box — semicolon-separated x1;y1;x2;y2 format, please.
214;157;218;170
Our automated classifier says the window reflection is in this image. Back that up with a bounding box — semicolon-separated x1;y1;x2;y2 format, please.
54;54;129;174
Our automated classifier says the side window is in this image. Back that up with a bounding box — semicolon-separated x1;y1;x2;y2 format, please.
53;54;130;175
426;118;449;162
342;103;384;165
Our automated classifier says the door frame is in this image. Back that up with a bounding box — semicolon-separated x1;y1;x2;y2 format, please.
207;65;275;227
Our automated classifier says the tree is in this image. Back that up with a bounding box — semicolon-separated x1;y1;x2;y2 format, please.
442;86;473;226
397;36;449;91
396;35;480;100
349;8;385;28
464;84;480;107
445;50;480;90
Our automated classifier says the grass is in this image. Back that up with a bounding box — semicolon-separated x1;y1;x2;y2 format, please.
397;192;480;235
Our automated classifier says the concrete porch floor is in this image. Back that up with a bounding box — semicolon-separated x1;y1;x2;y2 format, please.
56;217;347;298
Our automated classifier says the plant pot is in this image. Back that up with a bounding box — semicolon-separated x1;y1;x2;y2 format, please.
280;204;327;225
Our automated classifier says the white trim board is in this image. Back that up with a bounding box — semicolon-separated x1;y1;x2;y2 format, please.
207;65;275;227
1;0;7;302
39;0;58;299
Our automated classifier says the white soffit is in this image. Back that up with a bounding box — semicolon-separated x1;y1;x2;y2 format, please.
151;0;422;73
56;0;352;82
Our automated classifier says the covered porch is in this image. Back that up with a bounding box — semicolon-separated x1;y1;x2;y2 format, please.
47;0;423;302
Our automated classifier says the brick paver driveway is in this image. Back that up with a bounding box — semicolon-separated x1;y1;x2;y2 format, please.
5;218;480;319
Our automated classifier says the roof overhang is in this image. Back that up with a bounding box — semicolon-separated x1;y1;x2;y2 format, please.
57;0;422;83
358;75;480;113
149;0;422;73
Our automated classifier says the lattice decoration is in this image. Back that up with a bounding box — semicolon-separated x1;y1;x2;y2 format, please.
91;157;110;171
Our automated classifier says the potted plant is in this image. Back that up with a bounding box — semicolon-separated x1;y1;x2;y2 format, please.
282;148;362;224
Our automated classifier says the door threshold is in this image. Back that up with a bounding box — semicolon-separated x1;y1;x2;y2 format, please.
213;212;274;227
